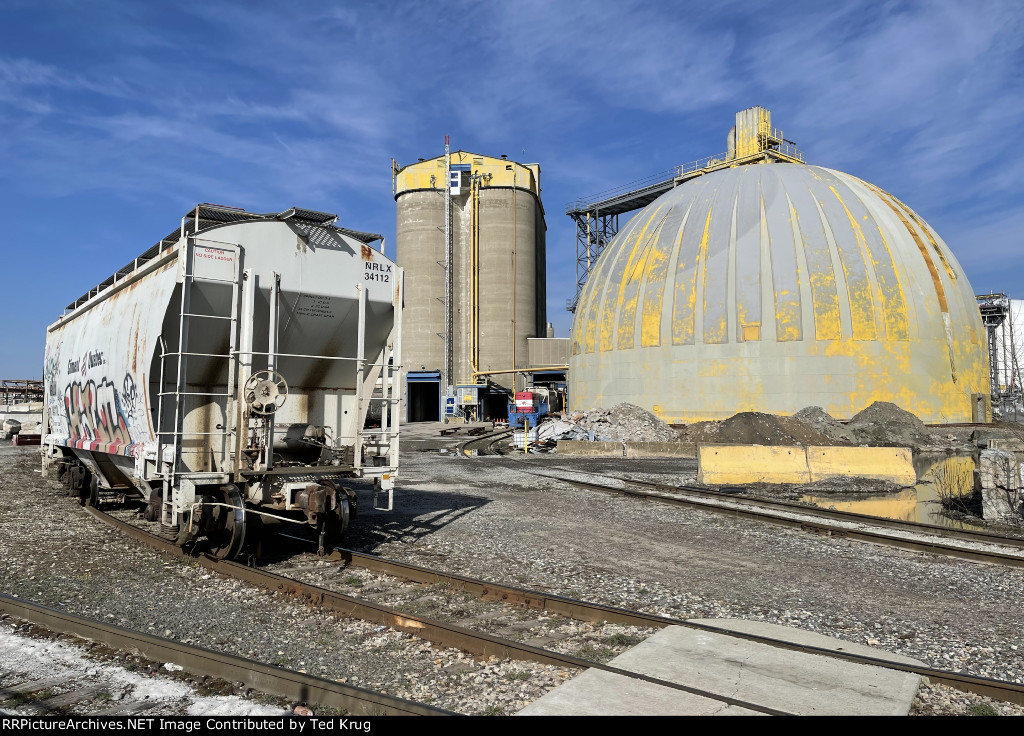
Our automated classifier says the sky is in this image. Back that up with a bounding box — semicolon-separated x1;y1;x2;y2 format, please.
1;0;1022;378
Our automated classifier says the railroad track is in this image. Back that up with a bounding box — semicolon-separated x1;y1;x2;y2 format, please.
85;504;1024;709
519;468;1024;569
456;428;513;456
83;506;788;715
0;592;450;716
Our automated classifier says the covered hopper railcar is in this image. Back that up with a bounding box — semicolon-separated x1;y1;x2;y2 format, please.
42;204;403;558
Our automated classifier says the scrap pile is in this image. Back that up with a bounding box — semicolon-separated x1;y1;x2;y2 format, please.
533;403;680;447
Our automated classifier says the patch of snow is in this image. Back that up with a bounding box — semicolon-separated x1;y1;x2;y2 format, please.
188;696;289;716
0;625;286;715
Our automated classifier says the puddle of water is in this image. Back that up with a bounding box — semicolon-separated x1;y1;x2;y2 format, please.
802;454;985;531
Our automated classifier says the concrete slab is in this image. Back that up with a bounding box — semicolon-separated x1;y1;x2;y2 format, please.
689;618;925;666
518;621;921;716
517;668;762;716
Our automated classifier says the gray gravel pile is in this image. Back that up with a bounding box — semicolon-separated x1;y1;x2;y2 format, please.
711;411;843;446
674;403;978;452
792;406;857;443
847;401;933;449
565;403;680;442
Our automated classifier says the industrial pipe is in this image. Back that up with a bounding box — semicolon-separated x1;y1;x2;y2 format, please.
471;365;568;379
511;166;517;392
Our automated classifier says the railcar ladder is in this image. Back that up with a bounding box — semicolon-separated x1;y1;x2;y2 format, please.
156;238;241;527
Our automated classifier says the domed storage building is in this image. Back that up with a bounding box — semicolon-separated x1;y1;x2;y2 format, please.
569;112;989;423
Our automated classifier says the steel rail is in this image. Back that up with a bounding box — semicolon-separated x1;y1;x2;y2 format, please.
0;592;451;716
82;507;791;716
549;460;1024;547
674;479;1024;548
522;470;1024;569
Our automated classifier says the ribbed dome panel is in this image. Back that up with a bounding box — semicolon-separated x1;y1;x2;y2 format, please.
568;164;988;422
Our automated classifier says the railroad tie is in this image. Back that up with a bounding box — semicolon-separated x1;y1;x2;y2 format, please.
26;685;105;715
94;701;162;716
1;676;75;696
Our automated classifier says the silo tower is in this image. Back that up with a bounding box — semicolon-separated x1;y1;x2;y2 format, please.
394;144;547;421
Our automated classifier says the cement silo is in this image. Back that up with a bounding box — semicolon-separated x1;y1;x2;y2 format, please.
569;131;989;423
395;148;547;421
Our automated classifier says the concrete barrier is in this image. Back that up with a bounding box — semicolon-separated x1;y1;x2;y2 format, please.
556;440;623;457
698;444;917;486
977;448;1022;520
806;446;916;486
624;442;697;459
697;445;809;485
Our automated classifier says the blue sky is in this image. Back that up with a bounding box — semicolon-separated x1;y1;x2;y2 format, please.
1;0;1022;377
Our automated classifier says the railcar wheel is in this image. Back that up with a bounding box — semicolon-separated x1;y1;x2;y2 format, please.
204;485;247;560
315;482;351;556
174;486;247;559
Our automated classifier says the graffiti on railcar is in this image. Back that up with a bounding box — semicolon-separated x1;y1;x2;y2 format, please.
59;372;147;452
43;341;68;439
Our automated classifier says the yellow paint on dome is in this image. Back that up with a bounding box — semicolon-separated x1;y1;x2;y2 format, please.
832;186;909;341
641;206;688;348
828;186;877;341
672;207;713;346
791;202;842;341
617;208;666;350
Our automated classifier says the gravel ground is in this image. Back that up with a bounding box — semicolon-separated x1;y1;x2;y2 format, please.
3;443;1024;715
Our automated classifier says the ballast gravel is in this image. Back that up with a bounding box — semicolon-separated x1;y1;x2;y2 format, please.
2;444;1024;715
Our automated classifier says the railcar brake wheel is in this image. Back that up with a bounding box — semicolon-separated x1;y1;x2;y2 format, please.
243;370;288;415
